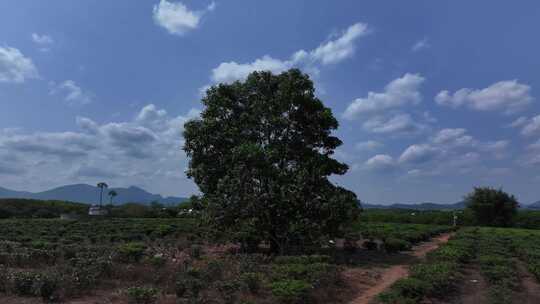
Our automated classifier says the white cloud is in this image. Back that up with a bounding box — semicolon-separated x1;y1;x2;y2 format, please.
309;23;369;65
355;140;383;151
153;0;215;36
365;154;395;170
49;80;93;105
521;115;540;137
31;33;54;51
0;46;39;83
431;128;474;147
211;56;293;84
479;140;510;159
528;139;540;150
509;116;529;128
435;80;534;113
31;33;54;45
210;22;368;84
0;104;200;195
411;38;430;52
398;144;439;164
343;73;425;119
362;113;427;135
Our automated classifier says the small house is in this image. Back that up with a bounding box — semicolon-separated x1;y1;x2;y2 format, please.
88;205;108;216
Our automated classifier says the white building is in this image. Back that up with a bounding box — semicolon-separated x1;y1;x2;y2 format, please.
88;205;108;216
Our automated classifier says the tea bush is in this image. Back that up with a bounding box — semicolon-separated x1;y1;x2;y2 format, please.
126;286;159;304
117;242;146;263
270;279;312;303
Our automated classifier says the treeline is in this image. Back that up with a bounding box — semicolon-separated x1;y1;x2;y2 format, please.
0;199;88;218
360;208;540;230
0;198;192;219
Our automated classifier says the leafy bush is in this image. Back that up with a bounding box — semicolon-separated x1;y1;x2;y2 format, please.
147;255;166;268
176;267;204;298
240;272;263;293
117;242;146;263
383;238;411;253
270;279;312;303
273;255;331;265
11;271;39;296
216;281;240;304
126;287;159;304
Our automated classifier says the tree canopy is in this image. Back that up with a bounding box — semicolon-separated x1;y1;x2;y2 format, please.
183;69;359;254
465;187;519;227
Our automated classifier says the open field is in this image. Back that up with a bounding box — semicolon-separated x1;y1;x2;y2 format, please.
0;218;455;303
0;218;539;303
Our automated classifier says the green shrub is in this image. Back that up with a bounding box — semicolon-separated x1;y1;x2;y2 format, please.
11;271;39;296
240;272;263;293
270;279;312;303
273;255;330;265
126;287;159;304
387;278;429;301
410;262;458;296
117;242;146;262
177;267;204;298
383;238;411;253
147;255;166;268
216;281;240;304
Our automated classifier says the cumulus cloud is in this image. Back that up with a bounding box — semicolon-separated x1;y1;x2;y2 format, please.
0;105;200;194
398;144;439;164
479;140;510;159
509;116;529;128
355;140;383;151
365;154;395;170
431;128;474;147
153;0;215;36
211;56;294;84
343;73;425;119
362;113;427;135
31;33;54;51
210;22;368;84
435;80;534;113
411;38;430;52
49;80;93;105
0;46;39;83
309;23;369;65
521;115;540;137
0;132;96;158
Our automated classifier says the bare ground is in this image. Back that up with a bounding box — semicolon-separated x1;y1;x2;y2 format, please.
513;260;540;304
343;233;453;304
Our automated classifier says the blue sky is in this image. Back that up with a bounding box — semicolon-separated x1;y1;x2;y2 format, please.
1;1;540;204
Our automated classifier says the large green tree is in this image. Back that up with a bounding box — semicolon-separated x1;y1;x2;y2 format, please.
465;187;519;227
183;69;359;254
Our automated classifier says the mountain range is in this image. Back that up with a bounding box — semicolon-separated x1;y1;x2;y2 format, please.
1;184;538;210
528;201;540;210
363;200;540;210
0;184;188;205
362;201;466;210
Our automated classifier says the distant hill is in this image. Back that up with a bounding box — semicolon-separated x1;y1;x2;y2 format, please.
527;201;540;210
362;201;466;210
0;184;188;205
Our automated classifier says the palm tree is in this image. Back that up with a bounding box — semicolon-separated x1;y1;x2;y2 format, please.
108;190;118;205
97;182;108;207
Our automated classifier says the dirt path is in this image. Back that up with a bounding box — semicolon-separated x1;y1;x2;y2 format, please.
345;233;453;304
514;261;540;304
